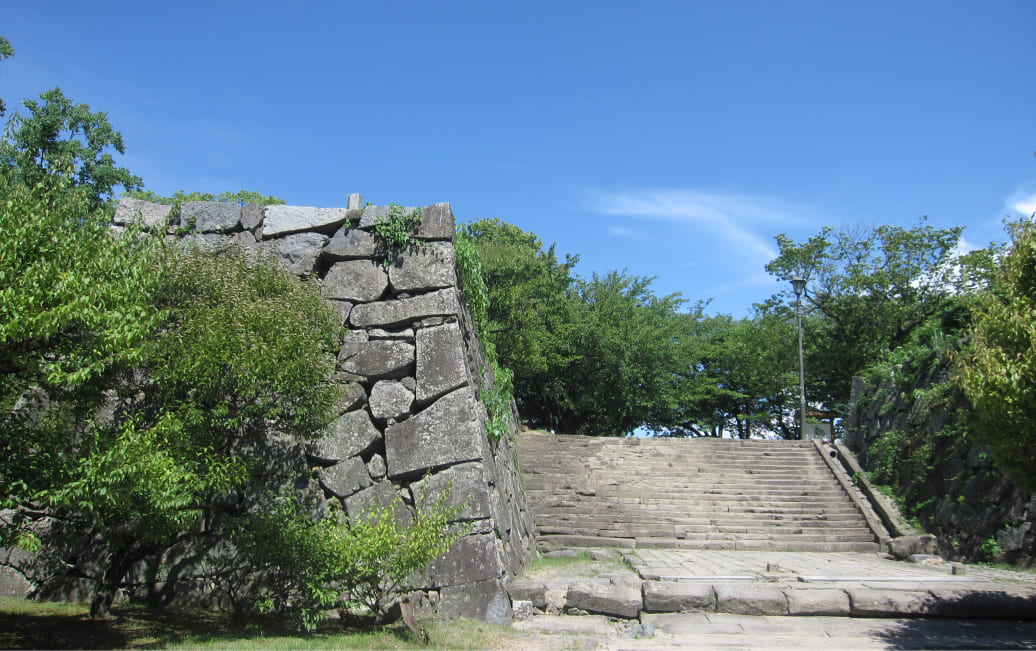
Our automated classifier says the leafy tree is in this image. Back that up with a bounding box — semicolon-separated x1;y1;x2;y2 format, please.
673;311;799;439
557;271;696;436
0;36;14;117
230;490;467;631
954;217;1036;491
765;219;964;409
457;219;580;427
0;174;163;554
1;87;142;208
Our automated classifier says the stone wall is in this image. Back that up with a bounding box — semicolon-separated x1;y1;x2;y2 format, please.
108;196;534;620
845;357;1036;567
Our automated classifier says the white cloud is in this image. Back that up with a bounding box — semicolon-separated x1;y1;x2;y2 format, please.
608;225;634;237
586;188;810;262
1011;192;1036;218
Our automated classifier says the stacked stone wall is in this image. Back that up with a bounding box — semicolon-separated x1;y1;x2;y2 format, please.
106;195;536;621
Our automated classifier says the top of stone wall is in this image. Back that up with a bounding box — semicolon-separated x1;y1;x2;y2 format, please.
113;194;455;245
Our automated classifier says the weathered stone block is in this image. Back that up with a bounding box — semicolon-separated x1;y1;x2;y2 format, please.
424;534;501;588
847;588;938;616
263;205;349;238
714;585;788;616
240;204;264;231
278;232;327;276
366;454;387;480
417;203;456;241
385;387;483;478
307;409;380;463
358;205;420;230
642;581;715;612
182;201;241;233
323;260;389;303
113;197;174;229
323;227;378;261
369;380;414;422
339;340;414;379
347;193;363;210
565;580;642;619
889;534;938;559
416;321;469;404
350;288;460;329
344;480;410;527
507;579;549;610
317;457;372;498
409;462;491;521
438;578;511;624
388;242;456;292
785;588;851;616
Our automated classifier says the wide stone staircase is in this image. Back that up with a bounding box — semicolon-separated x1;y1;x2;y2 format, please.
519;433;880;552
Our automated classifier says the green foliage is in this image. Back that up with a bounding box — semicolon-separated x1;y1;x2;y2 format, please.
1;87;142;208
673;309;799;438
127;188;286;207
954;218;1036;491
233;490;468;631
456;229;514;442
0;36;13;118
765;218;965;409
373;203;423;250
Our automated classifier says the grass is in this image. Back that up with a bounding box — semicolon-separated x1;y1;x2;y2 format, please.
0;598;526;650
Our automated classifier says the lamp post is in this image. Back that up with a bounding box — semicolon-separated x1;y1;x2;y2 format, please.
792;278;807;440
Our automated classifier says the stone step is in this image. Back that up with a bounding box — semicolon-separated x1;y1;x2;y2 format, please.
519;434;881;549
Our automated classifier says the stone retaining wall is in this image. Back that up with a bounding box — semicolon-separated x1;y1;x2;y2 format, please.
110;195;536;621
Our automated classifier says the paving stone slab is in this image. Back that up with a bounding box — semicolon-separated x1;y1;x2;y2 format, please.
847;588;938;617
643;580;716;612
715;584;789;616
785;587;852;616
565;580;643;619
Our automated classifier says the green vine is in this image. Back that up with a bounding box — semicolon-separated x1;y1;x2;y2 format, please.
373;203;423;250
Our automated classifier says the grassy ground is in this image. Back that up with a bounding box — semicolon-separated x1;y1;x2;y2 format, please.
0;598;528;650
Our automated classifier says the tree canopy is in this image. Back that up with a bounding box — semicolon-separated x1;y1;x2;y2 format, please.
954;217;1036;491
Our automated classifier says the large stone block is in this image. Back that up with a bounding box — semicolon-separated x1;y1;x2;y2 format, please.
240;204;264;231
409;462;492;521
350;288;460;329
344;480;410;527
278;232;327;276
323;227;378;261
438;578;511;624
368;380;414;422
388;242;456;293
182;201;241;233
113;197;174;230
417;203;456;241
358;205;420;230
423;534;501;588
317;457;372;498
339;340;414;380
643;581;715;612
323;260;389;302
385;388;483;478
307;409;381;464
565;580;642;619
416;321;469;404
263;205;349;238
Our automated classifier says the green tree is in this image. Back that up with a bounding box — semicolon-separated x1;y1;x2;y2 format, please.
457;219;579;427
0;36;14;117
954;218;1036;491
765;219;964;409
557;271;696;436
1;87;142;208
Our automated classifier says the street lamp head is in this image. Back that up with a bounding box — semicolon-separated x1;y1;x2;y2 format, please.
791;278;806;297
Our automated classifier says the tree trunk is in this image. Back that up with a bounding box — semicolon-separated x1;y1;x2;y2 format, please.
90;550;133;618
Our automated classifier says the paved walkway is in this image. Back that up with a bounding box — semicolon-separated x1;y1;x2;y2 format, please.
508;549;1036;647
513;613;1036;649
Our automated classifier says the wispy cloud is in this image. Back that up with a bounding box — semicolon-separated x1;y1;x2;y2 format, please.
586;188;810;262
1009;190;1036;218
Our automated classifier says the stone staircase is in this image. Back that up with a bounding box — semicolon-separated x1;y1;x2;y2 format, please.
519;433;881;552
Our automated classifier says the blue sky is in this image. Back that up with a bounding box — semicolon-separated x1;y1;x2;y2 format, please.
3;1;1034;316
